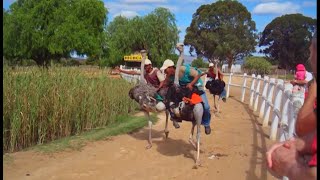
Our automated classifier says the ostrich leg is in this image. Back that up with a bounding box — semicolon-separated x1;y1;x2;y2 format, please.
144;111;153;149
217;97;220;113
164;110;169;139
213;95;220;117
213;95;217;112
189;121;197;149
193;103;204;166
195;121;201;166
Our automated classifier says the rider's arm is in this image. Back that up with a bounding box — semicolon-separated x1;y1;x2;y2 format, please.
296;81;317;137
188;68;202;87
118;68;141;75
291;79;308;85
156;70;166;90
217;68;224;80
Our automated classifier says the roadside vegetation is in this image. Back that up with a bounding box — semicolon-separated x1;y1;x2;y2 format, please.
3;65;140;152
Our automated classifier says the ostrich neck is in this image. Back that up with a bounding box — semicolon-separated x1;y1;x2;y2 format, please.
215;62;218;80
140;52;147;85
174;52;183;85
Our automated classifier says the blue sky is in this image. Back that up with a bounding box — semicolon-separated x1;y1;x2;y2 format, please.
3;0;317;57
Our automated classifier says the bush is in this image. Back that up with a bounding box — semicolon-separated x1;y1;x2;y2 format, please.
191;58;208;68
243;56;272;75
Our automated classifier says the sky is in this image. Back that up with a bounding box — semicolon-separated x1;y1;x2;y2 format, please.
3;0;317;58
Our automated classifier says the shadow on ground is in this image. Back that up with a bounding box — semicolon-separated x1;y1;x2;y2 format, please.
128;125;205;163
232;97;270;180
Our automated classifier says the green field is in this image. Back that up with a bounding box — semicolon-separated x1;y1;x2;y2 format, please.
3;66;141;152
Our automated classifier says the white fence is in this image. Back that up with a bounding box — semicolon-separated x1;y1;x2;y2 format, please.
120;70;305;142
221;73;305;142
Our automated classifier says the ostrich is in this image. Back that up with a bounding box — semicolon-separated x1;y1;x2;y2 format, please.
128;50;169;149
164;43;205;167
205;59;225;116
212;59;222;116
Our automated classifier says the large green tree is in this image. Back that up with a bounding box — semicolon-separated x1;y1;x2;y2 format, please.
105;16;144;66
184;0;258;70
3;0;107;67
259;14;316;70
105;7;179;67
143;8;179;67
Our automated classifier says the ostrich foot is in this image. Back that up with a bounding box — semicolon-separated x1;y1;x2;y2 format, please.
196;159;201;166
189;138;197;150
145;143;152;149
192;160;201;169
164;131;169;139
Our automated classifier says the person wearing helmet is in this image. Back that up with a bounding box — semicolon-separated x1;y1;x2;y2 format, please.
160;59;212;135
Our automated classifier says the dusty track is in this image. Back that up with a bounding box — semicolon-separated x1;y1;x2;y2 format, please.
4;86;278;180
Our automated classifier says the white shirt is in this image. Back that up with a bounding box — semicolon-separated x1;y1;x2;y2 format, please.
305;71;313;82
304;71;313;93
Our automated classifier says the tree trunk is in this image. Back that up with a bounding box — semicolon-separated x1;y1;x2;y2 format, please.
226;54;233;73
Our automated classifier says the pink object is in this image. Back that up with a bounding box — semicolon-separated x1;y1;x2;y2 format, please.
295;64;306;80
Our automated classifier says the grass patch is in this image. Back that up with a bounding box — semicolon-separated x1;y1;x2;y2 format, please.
276;74;294;80
26;113;158;153
3;154;14;164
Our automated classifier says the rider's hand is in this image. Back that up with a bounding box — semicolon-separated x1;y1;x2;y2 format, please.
266;138;295;168
186;83;193;90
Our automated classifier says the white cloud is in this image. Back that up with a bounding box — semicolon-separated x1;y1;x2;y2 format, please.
121;0;167;3
154;5;178;12
302;1;316;7
252;2;300;15
105;1;178;17
105;2;152;14
113;10;140;18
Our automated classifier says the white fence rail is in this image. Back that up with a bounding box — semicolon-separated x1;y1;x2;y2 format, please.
120;70;305;142
222;73;304;142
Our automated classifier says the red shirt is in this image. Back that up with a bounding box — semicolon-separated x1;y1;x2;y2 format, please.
207;69;223;80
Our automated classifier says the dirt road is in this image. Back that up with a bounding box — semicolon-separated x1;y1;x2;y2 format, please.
4;87;277;180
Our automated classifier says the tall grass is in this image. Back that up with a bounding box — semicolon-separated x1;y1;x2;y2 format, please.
3;66;139;152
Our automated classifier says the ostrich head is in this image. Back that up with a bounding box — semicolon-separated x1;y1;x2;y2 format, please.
140;49;147;85
174;43;184;85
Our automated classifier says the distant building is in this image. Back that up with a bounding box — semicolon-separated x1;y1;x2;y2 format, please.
222;64;242;73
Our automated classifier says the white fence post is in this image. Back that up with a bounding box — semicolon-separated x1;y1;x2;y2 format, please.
259;76;269;118
270;79;284;140
263;78;275;127
279;83;293;142
249;74;256;107
287;91;305;138
241;73;247;102
253;75;262;112
226;73;232;98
